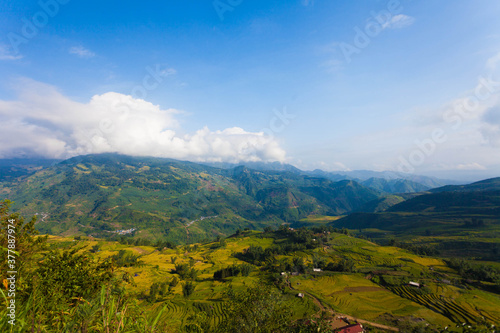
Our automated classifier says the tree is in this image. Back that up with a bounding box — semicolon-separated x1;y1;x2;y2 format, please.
35;248;114;301
170;276;179;287
240;263;253;277
182;281;195;297
326;258;355;273
90;244;100;253
216;284;293;333
292;257;305;273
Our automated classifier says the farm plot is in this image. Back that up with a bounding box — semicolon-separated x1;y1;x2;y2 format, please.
390;286;500;325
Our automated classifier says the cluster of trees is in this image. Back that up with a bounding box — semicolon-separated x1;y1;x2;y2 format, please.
213;264;254;280
463;218;486;228
236;243;314;265
324;258;356;273
236;227;329;265
116;235;176;249
390;239;440;256
446;258;500;286
172;263;198;280
146;279;177;302
111;249;144;267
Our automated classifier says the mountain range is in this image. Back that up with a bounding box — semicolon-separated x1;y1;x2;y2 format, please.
0;153;497;247
0;154;377;242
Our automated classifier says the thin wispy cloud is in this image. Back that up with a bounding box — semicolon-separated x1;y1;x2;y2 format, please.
0;45;22;61
382;14;415;30
160;68;177;76
69;46;96;58
455;162;487;170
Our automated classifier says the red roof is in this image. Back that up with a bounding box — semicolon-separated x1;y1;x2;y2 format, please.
338;323;363;333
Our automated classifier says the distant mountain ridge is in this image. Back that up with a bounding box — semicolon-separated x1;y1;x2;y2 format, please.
429;177;500;193
204;161;458;194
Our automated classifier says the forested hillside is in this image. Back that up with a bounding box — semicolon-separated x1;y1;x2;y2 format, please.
0;154;380;243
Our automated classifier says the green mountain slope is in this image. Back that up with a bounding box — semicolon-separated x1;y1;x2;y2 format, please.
361;177;431;193
0;154;380;242
332;177;500;261
430;177;500;193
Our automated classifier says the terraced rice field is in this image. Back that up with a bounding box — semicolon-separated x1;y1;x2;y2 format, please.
390;286;500;324
193;301;229;327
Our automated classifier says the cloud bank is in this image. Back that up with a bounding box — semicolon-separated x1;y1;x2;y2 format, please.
0;79;286;163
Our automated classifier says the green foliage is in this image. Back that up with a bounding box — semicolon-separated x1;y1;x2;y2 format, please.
213;265;241;280
446;258;500;285
170;276;179;287
312;254;326;270
173;263;198;280
325;258;356;272
0;284;170;332
182;281;195;297
215;284;293;333
111;249;144;267
240;263;254;276
395;241;440;256
148;281;168;302
90;244;100;253
35;248;114;301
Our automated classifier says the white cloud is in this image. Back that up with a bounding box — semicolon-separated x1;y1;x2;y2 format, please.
455;163;487;171
0;79;286;163
382;14;415;30
486;51;500;72
301;0;314;6
69;46;96;58
480;106;500;146
0;45;22;61
160;68;176;76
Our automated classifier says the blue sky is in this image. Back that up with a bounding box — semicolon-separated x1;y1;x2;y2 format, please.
1;0;500;181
